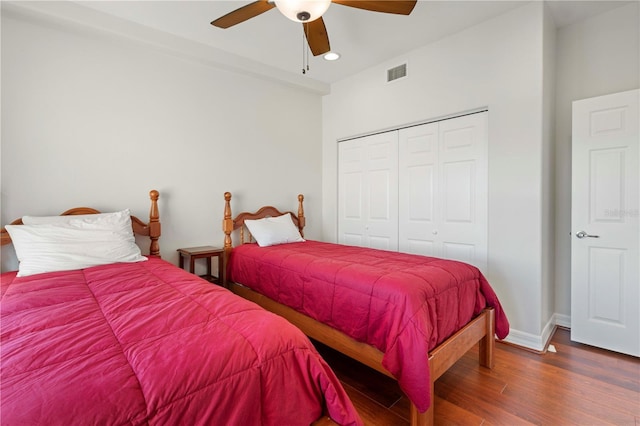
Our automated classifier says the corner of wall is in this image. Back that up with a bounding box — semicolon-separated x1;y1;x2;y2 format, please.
541;0;558;332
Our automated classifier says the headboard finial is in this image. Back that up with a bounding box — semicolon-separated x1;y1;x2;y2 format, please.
297;194;305;237
148;190;161;256
222;192;234;288
223;192;233;250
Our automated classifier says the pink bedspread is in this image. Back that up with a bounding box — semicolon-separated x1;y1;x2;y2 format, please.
228;241;509;412
1;257;361;426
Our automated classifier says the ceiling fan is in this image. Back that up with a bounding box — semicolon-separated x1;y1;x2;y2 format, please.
210;0;417;57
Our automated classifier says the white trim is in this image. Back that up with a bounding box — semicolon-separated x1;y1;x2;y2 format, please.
337;108;489;143
501;313;572;352
554;313;571;329
501;329;547;352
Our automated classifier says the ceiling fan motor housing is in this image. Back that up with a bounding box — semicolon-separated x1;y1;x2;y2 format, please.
297;11;311;21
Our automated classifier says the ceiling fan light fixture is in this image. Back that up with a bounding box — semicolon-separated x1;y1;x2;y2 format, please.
323;51;341;61
274;0;331;22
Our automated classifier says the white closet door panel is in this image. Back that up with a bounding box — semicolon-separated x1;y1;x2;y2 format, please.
342;233;364;246
368;235;394;251
438;113;488;271
442;241;476;265
399;123;438;256
338;139;366;245
407;165;434;220
440;160;477;249
368;169;397;249
442;160;475;223
365;132;399;250
338;132;398;250
342;175;363;219
368;170;393;220
404;239;436;256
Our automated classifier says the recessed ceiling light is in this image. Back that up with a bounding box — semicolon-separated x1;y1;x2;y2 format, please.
323;52;341;61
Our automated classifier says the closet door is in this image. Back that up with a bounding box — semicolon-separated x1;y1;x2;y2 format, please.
399;112;488;271
338;132;398;250
398;122;439;257
438;113;488;270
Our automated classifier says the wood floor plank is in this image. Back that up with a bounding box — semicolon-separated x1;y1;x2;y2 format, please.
488;339;639;420
341;381;409;425
432;396;486;426
478;350;636;424
315;328;640;425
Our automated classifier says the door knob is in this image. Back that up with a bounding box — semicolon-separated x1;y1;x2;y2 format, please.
576;231;599;239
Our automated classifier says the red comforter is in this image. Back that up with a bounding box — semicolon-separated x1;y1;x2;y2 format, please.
1;257;361;426
228;241;510;412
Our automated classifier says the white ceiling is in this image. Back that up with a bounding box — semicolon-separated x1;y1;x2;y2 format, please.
9;1;632;88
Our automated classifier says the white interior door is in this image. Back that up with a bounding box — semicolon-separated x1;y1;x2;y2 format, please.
571;89;639;357
338;132;398;250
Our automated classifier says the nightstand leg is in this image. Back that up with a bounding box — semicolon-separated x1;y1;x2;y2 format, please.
190;257;195;273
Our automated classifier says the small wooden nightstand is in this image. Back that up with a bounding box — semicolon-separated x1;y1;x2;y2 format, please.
177;246;224;285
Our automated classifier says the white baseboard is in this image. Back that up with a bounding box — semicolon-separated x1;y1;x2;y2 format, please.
499;313;571;352
554;313;571;328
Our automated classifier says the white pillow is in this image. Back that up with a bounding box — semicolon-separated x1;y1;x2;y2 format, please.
6;212;147;277
22;209;130;226
244;214;305;247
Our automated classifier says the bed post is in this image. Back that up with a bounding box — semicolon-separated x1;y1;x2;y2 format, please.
148;190;161;257
409;401;432;426
297;194;306;237
479;308;496;368
222;192;234;288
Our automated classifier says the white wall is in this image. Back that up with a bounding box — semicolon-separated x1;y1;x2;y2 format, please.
541;2;557;339
1;5;324;273
322;2;549;346
554;2;640;321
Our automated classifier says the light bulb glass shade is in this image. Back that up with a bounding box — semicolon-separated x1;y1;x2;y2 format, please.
274;0;331;22
323;51;340;61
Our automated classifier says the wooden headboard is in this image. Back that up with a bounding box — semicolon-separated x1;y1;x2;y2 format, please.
222;192;306;252
0;190;162;256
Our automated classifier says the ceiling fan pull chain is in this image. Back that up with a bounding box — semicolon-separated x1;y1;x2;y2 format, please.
302;26;306;74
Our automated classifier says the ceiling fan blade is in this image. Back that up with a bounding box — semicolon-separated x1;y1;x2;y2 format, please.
304;18;331;56
210;0;276;29
332;0;417;15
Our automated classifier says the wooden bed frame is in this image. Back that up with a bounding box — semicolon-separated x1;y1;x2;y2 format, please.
0;189;162;255
222;191;496;426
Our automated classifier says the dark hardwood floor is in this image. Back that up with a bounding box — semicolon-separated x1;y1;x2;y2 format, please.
314;328;640;425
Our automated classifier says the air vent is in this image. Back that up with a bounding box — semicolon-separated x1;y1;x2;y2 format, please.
387;63;407;83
